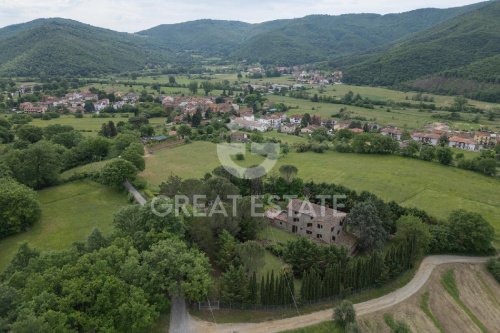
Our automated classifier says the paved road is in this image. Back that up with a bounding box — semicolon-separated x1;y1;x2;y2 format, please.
189;255;489;333
123;180;147;206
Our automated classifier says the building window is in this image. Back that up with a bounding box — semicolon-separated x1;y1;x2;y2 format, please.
310;216;314;220
306;231;312;235
316;234;323;239
317;224;323;229
307;223;313;228
293;218;299;222
279;222;282;225
332;236;336;241
337;230;341;235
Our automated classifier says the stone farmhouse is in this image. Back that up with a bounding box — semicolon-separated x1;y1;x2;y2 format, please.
267;199;357;254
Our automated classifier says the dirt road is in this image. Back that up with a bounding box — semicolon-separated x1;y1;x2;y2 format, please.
187;255;488;333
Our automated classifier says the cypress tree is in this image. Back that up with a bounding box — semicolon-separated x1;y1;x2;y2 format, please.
260;275;266;305
248;272;258;304
269;270;275;305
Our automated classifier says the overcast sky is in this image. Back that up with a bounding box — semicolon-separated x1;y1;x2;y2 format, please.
0;0;485;32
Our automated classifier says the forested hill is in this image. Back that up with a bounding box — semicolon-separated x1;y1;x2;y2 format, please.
0;19;172;77
229;3;488;65
0;1;492;77
137;2;487;64
337;0;500;101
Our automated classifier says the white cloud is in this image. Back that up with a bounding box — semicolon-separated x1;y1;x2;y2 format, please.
0;0;485;32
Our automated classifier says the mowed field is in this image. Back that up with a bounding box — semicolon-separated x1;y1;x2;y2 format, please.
28;114;166;136
141;142;500;241
357;263;500;333
0;180;129;270
267;95;499;131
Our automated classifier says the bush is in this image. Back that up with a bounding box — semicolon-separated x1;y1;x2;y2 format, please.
486;257;500;283
334;300;356;327
99;159;138;188
0;178;41;238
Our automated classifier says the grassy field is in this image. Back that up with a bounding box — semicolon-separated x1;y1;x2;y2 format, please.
141;142;500;241
60;159;118;181
0;180;129;270
267;95;497;131
29;114;167;136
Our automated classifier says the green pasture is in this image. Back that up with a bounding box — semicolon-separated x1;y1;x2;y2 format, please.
0;180;129;270
141;141;500;241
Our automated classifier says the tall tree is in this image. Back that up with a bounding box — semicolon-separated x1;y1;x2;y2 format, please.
346;202;388;251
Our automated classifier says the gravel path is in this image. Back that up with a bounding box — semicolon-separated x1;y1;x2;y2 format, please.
123;180;147;206
188;255;489;333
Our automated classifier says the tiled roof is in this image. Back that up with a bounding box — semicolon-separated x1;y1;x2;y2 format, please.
287;199;346;225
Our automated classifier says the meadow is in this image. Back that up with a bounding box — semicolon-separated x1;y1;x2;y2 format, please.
0;180;129;270
141;141;500;241
29;114;166;136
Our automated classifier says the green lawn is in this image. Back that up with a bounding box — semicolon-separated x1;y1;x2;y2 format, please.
263;131;307;145
0;180;129;270
268;95;494;131
258;225;299;244
60;159;118;181
30;114;166;136
141;142;500;242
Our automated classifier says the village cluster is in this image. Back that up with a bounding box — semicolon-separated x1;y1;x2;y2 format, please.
13;85;499;152
17;90;139;114
246;66;344;85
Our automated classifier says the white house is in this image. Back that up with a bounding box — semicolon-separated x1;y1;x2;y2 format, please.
231;117;268;132
411;132;440;146
448;136;478;151
289;114;303;125
381;127;403;141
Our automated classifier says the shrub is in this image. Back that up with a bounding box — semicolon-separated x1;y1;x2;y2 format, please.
486;258;500;283
334;301;356;327
0;178;41;238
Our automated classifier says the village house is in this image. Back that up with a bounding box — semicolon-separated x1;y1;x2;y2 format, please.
411;132;440;146
280;123;297;134
381;127;403;141
289;114;303;125
94;99;110;111
266;199;356;254
258;113;286;129
19;102;47;114
321;119;336;129
230;117;268;132
162;96;232;117
301;124;321;134
448;136;478;151
229;132;250;143
474;131;496;147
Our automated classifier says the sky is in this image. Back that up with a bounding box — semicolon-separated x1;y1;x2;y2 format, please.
0;0;485;32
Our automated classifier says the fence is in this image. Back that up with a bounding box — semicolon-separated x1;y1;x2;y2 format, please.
195;291;358;312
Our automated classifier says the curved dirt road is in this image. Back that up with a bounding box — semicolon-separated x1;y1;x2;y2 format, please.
189;255;488;333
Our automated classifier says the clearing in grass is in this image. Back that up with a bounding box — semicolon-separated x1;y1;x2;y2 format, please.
0;180;129;270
